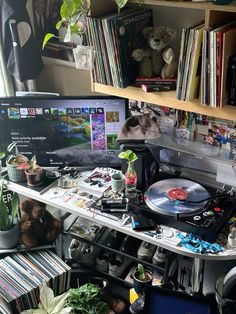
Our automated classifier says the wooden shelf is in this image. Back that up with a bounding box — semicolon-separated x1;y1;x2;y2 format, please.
130;0;236;12
93;83;236;120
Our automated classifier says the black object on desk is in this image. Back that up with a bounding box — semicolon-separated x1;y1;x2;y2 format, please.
4;171;58;194
131;214;156;231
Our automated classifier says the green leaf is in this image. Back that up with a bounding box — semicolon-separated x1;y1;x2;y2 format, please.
56;20;63;30
0;152;5;159
115;0;129;10
42;33;56;50
11;192;19;221
60;0;73;18
7;142;18;154
0;180;9;231
118;150;138;163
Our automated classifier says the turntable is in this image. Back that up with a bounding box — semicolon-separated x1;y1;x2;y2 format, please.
129;132;236;243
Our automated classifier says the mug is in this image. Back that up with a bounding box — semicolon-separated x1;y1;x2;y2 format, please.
111;172;125;193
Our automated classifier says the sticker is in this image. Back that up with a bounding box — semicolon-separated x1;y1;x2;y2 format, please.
162;229;174;238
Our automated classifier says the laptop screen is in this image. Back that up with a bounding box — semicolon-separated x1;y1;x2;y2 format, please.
145;286;213;314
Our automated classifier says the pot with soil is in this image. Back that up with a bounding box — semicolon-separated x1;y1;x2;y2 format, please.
24;156;44;186
133;264;153;294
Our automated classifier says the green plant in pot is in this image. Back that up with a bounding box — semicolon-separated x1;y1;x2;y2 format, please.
118;149;138;198
23;155;44;187
0;179;20;249
42;0;143;49
65;283;110;314
133;264;153;294
6;142;29;182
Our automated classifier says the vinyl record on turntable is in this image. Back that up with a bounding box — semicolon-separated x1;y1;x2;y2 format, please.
145;178;211;217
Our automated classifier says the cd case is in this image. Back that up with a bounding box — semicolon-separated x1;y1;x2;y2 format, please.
131;214;156;231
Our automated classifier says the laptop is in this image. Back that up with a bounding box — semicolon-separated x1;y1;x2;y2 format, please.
145;285;214;314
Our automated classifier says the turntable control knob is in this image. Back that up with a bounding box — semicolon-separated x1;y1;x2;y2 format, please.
193;215;201;221
214;207;221;212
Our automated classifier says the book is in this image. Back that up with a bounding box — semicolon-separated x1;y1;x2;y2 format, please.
176;27;188;100
220;26;236;108
110;8;153;87
185;25;204;101
141;83;176;93
76;167;121;196
135;77;177;89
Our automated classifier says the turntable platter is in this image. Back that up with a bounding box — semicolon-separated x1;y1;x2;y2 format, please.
145;179;211;217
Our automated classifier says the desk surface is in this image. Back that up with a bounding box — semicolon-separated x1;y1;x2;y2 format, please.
6;177;236;261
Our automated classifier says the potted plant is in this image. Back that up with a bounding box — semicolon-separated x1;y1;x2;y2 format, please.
65;283;110;314
42;0;142;49
133;264;153;294
23;155;44;187
0;178;20;249
5;142;29;182
118;149;138;198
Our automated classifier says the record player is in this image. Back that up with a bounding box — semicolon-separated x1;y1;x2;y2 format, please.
129;132;236;243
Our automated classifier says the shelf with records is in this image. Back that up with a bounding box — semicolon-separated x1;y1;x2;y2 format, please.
88;0;236;122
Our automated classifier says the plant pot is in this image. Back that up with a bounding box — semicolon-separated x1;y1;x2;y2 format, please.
25;168;43;186
6;160;26;182
0;218;20;249
133;269;153;294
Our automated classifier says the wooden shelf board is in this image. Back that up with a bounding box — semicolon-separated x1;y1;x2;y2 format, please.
93;83;236;120
130;0;236;12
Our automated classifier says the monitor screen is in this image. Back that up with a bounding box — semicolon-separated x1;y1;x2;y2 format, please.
145;286;213;314
0;96;128;169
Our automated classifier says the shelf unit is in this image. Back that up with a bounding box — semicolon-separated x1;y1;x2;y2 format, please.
90;0;236;121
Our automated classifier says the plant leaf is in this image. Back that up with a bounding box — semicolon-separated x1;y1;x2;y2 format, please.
0;152;5;159
11;192;19;221
60;0;73;18
40;282;55;310
49;291;70;313
7;142;18;154
118;150;138;163
115;0;129;10
42;33;55;50
20;309;46;314
0;180;9;230
56;20;63;30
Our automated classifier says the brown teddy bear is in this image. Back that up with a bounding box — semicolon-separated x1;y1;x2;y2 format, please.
20;198;63;248
131;26;177;79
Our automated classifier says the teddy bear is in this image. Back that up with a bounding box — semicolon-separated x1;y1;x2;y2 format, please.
20;198;63;248
131;26;177;79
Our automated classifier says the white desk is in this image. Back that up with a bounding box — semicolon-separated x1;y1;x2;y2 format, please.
6;177;236;293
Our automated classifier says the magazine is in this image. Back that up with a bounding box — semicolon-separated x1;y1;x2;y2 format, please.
77;167;122;196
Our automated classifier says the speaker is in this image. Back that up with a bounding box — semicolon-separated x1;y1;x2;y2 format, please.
121;145;159;191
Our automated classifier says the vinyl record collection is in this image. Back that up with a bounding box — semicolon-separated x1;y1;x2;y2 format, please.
0;250;71;313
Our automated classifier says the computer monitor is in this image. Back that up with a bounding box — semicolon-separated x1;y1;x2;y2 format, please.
0;96;128;169
145;286;214;314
